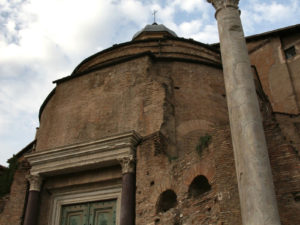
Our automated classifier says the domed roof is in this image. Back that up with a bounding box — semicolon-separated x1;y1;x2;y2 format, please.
132;23;177;40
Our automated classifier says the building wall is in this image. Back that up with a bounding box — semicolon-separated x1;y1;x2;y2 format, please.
0;157;29;225
135;61;242;225
255;93;300;225
73;39;220;74
36;38;221;153
37;56;165;151
264;118;300;225
248;34;300;115
1;29;299;225
30;37;226;225
247;33;300;225
136;128;243;225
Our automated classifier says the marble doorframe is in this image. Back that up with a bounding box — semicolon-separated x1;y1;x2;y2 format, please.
49;185;122;225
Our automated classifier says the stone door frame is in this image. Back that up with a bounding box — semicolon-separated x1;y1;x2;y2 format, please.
49;185;121;225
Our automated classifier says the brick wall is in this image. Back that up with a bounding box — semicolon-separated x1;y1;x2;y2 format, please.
263;117;300;225
0;159;29;225
136;127;243;225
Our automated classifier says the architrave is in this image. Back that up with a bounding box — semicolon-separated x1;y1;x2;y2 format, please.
25;131;141;176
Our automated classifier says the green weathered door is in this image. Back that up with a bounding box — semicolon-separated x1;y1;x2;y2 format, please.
89;200;116;225
61;203;89;225
61;200;116;225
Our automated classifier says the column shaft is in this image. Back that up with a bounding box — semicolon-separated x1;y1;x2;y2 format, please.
214;5;281;225
120;173;135;225
23;191;40;225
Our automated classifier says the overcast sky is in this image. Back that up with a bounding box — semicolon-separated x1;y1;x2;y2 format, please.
0;0;299;166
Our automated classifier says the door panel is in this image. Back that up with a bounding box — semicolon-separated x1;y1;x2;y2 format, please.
67;213;83;225
61;200;116;225
61;203;88;225
90;200;116;225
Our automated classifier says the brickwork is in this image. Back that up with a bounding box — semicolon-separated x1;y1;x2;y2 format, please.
135;56;242;224
263;117;300;225
248;35;300;115
212;127;242;225
37;56;165;151
248;31;300;225
74;39;220;74
0;195;8;214
0;158;29;225
37;38;222;152
136;127;243;225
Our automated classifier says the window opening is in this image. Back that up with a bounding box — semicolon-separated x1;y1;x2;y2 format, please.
284;46;296;59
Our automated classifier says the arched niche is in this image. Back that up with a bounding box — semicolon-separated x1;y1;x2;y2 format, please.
156;189;177;213
188;175;211;197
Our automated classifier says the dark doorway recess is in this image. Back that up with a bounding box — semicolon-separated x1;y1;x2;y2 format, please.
188;175;211;197
156;189;177;213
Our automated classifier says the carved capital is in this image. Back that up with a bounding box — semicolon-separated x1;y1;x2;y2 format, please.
207;0;239;11
26;174;43;191
118;155;135;174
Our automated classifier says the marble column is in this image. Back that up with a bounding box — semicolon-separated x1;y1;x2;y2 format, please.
24;174;42;225
207;1;281;225
118;155;135;225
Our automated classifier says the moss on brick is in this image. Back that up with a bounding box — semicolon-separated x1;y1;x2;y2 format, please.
196;134;212;157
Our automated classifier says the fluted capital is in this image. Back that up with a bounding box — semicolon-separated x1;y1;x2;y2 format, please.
118;155;135;174
207;0;239;11
27;174;43;191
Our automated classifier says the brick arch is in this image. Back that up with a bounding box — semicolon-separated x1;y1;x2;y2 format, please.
155;189;178;213
183;160;215;193
176;119;214;137
150;178;173;205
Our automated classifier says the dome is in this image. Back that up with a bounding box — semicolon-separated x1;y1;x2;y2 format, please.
132;23;177;40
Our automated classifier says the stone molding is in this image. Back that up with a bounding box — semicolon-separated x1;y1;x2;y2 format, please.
26;174;43;191
207;0;239;11
25;131;141;176
118;155;135;174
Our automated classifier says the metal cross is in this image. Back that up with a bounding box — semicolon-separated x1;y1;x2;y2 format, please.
152;10;158;23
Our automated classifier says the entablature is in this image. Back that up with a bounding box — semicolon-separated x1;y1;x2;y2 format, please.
25;131;141;177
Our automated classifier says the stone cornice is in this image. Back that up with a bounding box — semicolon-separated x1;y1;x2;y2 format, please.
27;174;43;191
207;0;239;11
25;131;141;176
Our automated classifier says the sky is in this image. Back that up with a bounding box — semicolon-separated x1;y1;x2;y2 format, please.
0;0;299;166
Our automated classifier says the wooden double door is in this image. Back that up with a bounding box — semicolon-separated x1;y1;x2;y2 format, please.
60;199;116;225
